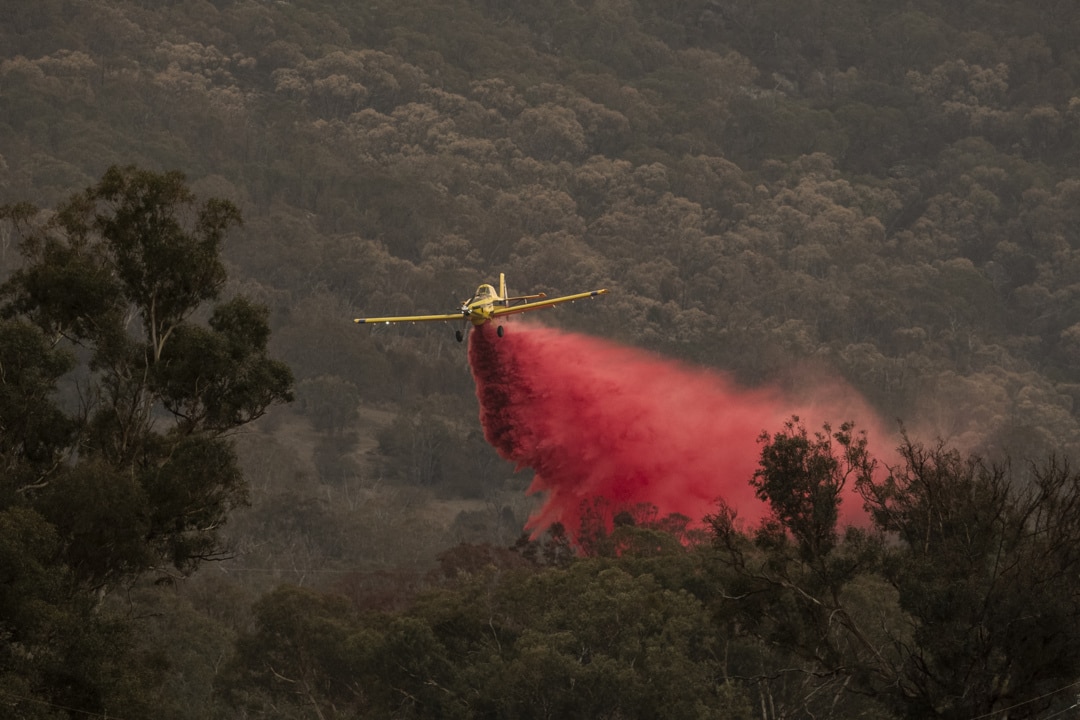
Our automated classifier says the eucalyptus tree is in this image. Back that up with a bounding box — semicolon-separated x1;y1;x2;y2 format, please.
0;165;293;718
2;164;294;587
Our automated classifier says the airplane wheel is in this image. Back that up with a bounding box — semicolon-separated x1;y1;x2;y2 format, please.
497;325;504;337
455;330;464;343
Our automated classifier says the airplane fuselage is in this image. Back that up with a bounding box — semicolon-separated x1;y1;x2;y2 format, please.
461;283;499;325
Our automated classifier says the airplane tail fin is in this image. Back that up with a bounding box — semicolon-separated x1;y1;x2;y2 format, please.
499;273;507;303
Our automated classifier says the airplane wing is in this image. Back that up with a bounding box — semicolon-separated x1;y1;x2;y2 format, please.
502;293;545;307
354;312;463;325
492;288;608;317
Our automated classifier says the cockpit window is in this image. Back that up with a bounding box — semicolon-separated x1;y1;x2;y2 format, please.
474;284;496;300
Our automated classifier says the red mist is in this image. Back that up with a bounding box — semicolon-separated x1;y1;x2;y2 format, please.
468;322;892;540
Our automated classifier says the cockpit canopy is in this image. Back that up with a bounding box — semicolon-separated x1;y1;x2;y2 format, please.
473;284;497;301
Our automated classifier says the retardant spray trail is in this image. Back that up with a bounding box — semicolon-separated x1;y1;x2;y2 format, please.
469;322;892;539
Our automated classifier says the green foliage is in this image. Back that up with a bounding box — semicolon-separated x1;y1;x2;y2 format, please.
712;424;1080;719
859;440;1080;719
576;499;704;558
0;166;293;717
751;417;876;561
219;423;1080;720
2;166;292;583
225;556;754;719
0;507;166;720
375;399;508;497
0;320;74;481
296;374;360;436
224;585;365;718
155;297;294;432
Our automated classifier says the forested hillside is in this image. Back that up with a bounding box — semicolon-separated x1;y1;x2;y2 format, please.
3;0;1080;718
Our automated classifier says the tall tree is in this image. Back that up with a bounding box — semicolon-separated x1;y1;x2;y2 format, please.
860;439;1080;719
0;165;293;719
2;165;293;584
709;417;896;719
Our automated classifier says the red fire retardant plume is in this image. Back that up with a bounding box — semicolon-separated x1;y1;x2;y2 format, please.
469;322;892;539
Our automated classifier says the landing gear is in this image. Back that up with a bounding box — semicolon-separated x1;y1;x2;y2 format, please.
455;329;464;343
496;325;504;337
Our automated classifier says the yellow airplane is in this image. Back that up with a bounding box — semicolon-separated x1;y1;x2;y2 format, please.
354;273;608;342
